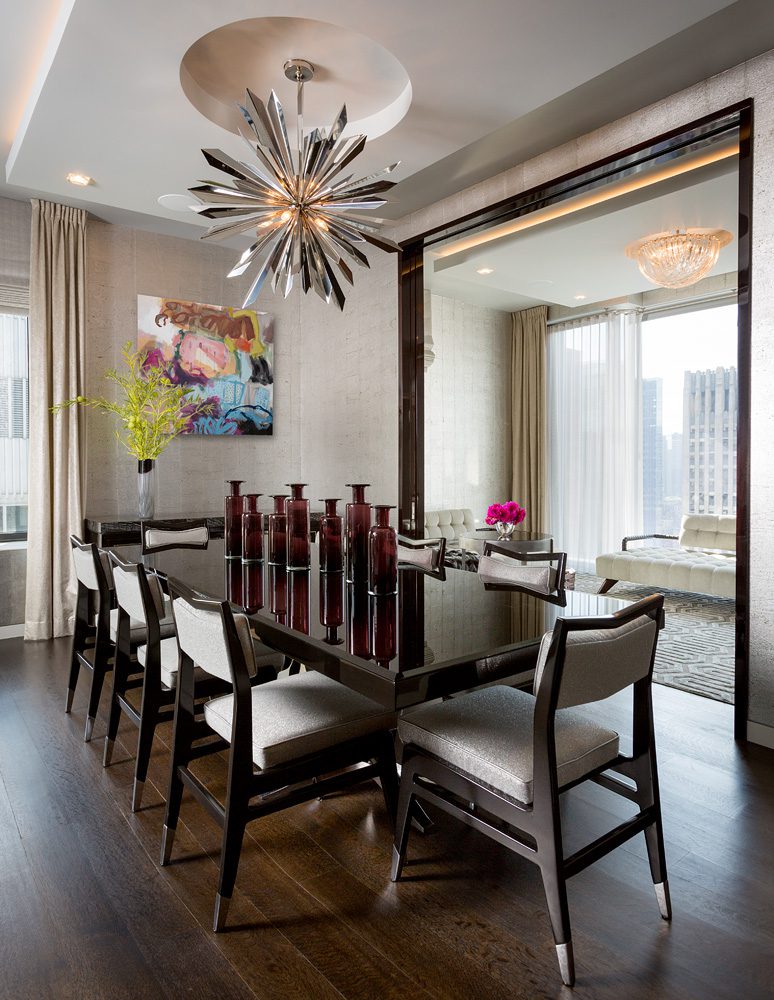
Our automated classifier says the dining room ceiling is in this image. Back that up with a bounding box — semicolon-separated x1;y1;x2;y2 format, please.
1;0;771;238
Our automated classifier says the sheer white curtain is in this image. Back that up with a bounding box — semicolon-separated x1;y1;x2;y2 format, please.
547;310;643;572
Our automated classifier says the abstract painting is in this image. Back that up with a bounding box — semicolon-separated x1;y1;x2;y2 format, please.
137;296;274;435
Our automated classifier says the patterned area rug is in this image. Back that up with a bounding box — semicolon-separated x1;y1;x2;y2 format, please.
574;573;735;704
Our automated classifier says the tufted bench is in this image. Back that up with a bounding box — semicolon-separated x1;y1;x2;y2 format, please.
595;514;736;599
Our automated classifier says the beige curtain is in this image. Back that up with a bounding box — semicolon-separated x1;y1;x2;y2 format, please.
511;305;547;533
25;201;87;640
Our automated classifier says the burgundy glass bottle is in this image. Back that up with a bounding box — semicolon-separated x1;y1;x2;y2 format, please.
289;571;310;635
320;569;344;644
285;483;310;570
268;494;289;564
368;505;398;595
347;581;371;659
224;480;245;559
370;594;397;667
242;493;264;562
345;483;371;582
319;498;343;572
242;561;264;614
268;565;287;624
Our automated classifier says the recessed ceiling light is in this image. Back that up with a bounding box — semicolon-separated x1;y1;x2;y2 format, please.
476;266;494;275
574;294;587;301
66;172;92;187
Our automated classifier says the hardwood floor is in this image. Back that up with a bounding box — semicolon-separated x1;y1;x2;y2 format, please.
1;636;772;999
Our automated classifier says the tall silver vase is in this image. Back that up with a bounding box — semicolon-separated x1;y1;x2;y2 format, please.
137;459;157;519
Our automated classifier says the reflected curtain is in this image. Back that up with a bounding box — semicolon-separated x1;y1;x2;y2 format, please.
547;310;642;573
511;305;547;532
24;201;87;640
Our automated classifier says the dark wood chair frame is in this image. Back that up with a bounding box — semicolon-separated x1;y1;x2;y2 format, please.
67;534;115;742
479;546;569;607
391;593;669;987
141;518;210;555
103;553;228;811
160;577;400;932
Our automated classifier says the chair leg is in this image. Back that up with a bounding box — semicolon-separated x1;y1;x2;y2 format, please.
160;689;194;867
377;734;400;831
214;805;248;932
132;699;159;812
540;857;575;987
85;659;109;743
390;764;416;882
66;647;80;714
644;817;671;920
103;658;127;767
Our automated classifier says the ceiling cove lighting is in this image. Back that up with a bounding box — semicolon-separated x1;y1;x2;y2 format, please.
573;294;587;301
625;228;732;289
435;140;738;264
476;266;494;275
188;59;400;311
66;172;92;187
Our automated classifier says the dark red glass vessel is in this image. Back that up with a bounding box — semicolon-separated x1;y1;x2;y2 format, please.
319;498;343;572
268;494;289;564
345;483;371;582
285;483;310;570
346;581;371;659
320;569;344;644
288;570;310;634
368;505;398;595
370;594;397;667
268;565;287;624
242;494;264;562
224;480;245;559
242;561;264;613
225;557;243;607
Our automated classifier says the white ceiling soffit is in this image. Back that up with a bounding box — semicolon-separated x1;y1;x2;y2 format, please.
426;157;739;311
1;0;759;237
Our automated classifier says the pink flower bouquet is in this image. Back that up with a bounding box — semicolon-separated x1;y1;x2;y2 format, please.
485;501;527;527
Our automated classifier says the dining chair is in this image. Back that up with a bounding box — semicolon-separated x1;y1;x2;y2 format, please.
141;519;210;554
479;545;568;595
397;535;447;572
391;594;668;987
160;577;399;932
68;535;115;742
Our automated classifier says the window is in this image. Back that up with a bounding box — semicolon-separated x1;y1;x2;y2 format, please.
0;313;29;540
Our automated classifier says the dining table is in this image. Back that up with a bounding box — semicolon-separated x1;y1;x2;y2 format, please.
114;538;631;711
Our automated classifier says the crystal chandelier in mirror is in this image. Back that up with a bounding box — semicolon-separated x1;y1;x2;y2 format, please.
188;59;400;311
625;228;732;289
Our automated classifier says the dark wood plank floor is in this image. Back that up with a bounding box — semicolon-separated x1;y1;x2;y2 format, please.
1;636;772;999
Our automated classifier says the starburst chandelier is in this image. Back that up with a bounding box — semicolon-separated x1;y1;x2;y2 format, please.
625;228;732;289
188;60;400;311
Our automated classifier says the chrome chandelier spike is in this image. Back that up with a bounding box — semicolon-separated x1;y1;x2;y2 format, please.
188;60;400;311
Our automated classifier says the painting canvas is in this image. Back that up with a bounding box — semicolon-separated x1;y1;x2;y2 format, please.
137;296;274;435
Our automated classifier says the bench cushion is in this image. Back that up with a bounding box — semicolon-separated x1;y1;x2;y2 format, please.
596;546;735;598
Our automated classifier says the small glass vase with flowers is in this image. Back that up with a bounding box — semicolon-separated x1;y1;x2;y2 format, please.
485;501;527;540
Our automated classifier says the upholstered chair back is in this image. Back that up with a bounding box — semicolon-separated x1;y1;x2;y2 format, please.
143;523;210;554
534;614;658;709
172;596;257;684
71;541;112;593
112;560;166;624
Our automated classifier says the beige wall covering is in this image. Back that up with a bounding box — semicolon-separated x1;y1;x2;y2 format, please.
391;50;774;744
84;222;399;518
424;292;511;521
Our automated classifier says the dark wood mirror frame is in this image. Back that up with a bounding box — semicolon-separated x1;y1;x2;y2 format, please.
398;100;753;741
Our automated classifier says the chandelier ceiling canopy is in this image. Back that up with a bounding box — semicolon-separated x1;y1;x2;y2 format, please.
189;60;400;311
625;228;732;290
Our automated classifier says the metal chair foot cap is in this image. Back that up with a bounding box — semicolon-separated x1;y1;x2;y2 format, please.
160;824;175;866
102;739;114;767
65;690;75;713
556;942;575;987
213;893;231;932
655;881;672;920
131;779;145;812
390;845;403;882
84;717;95;742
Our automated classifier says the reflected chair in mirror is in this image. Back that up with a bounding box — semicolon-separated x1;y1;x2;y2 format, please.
391;594;668;987
161;578;400;932
68;535;115;741
141;519;210;555
479;545;567;597
397;535;447;573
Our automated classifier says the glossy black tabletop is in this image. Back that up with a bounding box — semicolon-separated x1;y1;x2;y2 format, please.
115;539;629;709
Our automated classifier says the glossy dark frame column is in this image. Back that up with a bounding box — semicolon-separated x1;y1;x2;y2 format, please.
398;100;754;741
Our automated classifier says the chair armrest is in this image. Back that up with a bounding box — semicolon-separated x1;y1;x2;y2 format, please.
621;533;678;551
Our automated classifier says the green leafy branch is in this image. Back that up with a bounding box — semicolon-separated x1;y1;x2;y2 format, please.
52;341;213;460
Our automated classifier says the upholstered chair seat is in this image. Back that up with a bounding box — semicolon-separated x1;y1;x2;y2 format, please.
398;686;618;804
203;671;395;770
